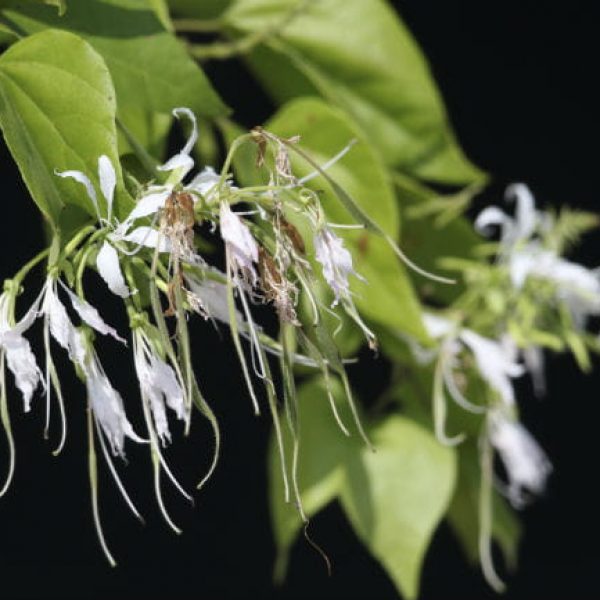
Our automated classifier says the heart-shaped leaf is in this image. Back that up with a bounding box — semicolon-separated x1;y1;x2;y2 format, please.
0;28;129;230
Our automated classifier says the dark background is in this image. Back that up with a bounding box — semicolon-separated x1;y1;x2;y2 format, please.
1;1;599;598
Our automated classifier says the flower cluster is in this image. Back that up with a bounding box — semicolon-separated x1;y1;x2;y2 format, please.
408;183;599;590
1;107;419;563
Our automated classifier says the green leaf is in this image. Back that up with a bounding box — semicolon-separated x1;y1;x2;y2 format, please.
340;416;456;599
225;0;485;185
0;0;228;122
269;376;456;598
168;0;231;19
266;97;428;342
0;29;130;230
147;0;172;30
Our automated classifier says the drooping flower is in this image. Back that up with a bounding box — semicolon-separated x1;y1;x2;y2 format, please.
83;341;144;457
0;288;43;412
422;313;524;409
132;328;186;445
314;227;359;306
488;410;552;508
219;202;259;285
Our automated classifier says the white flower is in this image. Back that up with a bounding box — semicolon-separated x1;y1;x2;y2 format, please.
57;155;132;298
460;330;525;407
489;410;552;508
133;330;186;445
84;344;144;457
475;183;539;253
220;202;259;284
314;227;361;306
423;313;524;408
43;278;125;361
117;112;225;232
0;290;43;411
476;184;600;323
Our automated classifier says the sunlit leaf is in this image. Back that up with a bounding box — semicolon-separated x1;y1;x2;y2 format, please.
340;416;456;599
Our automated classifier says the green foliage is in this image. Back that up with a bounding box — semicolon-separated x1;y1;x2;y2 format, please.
224;0;485;185
0;0;228;153
270;377;456;599
0;29;129;231
168;0;231;19
543;206;599;254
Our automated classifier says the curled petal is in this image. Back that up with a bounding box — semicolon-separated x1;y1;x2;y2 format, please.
56;169;101;222
506;183;537;241
172;107;198;157
157;107;198;179
474;206;508;236
96;241;130;298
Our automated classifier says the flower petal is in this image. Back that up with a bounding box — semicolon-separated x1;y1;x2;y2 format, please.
489;411;552;508
460;329;524;406
474;206;507;235
60;283;126;344
187;166;220;199
121;226;172;253
55;169;100;222
98;155;116;220
157;107;198;180
96;241;130;298
122;189;171;226
506;183;537;242
2;332;42;412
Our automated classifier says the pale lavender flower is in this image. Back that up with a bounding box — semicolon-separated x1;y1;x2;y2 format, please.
314;227;361;306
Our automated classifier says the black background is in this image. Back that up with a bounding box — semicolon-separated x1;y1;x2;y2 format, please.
1;1;599;598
